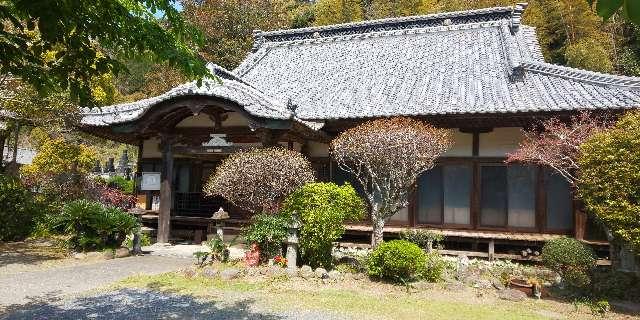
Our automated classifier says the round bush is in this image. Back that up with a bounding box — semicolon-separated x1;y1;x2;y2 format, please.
541;237;596;288
0;175;37;241
242;213;289;262
281;182;365;269
367;240;426;281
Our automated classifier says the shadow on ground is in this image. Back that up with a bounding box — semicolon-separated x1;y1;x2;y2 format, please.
0;240;66;268
1;289;283;320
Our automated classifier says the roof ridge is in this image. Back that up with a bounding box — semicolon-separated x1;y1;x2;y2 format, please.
521;61;640;89
251;5;524;47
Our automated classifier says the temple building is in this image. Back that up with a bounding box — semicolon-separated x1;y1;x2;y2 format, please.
80;4;640;259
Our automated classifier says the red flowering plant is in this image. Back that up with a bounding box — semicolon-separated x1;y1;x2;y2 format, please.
86;178;136;210
273;255;287;268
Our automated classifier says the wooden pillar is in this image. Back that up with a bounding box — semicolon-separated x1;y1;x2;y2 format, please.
134;142;143;194
488;239;495;261
574;200;587;240
157;138;174;243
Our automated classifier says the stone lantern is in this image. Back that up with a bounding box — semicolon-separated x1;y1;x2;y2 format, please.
285;212;301;269
208;207;229;241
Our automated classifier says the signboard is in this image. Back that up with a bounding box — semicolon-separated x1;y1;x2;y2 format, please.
140;172;161;191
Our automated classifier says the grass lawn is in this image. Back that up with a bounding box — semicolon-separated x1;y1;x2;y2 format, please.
111;271;632;320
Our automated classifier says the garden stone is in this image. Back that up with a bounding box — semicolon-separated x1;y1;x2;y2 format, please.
492;278;506;290
498;288;528;301
202;267;219;278
413;281;436;291
73;252;87;259
220;268;241;280
102;251;115;260
473;279;493;290
314;267;328;279
300;265;314;279
269;266;286;278
180;266;198;278
328;270;341;280
115;247;130;258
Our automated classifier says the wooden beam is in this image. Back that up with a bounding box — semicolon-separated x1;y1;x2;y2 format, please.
157;137;175;243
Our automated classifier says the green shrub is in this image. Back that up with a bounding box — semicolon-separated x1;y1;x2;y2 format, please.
590;270;640;301
281;182;365;269
107;175;134;194
0;175;38;241
420;252;448;282
367;240;426;281
541;237;596;288
50;200;139;251
400;229;444;250
242;213;289;262
124;233;151;248
205;235;230;262
578;110;640;252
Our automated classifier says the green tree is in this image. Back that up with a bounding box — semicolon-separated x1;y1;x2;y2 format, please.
578;110;640;252
314;0;364;26
589;0;640;24
281;182;366;268
0;0;209;105
367;0;436;19
182;0;295;70
21;137;97;202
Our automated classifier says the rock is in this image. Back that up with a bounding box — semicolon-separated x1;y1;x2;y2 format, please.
413;281;436;291
315;267;328;279
473;279;493;290
115;247;130;258
181;266;198;278
498;288;528;301
220;268;241;280
102;250;115;260
492;278;506;291
328;270;341;280
202;267;219;278
269;266;286;277
73;252;87;259
300;265;314;279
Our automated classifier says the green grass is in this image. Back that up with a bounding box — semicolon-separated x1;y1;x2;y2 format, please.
266;287;551;320
115;272;265;295
112;273;584;320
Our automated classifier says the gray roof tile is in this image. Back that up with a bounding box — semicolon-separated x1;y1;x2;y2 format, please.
83;4;640;127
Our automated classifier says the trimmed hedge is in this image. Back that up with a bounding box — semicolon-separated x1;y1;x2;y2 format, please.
541;237;596;288
367;240;426;281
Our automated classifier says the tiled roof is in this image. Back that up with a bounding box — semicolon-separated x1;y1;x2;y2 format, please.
237;4;640;120
82;3;640;127
81;64;293;127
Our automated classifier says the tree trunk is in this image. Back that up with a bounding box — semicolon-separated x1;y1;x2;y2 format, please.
371;211;385;248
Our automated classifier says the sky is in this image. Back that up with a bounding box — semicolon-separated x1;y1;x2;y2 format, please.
153;1;183;18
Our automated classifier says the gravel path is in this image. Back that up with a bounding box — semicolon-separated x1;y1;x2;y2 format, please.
1;288;347;320
0;255;191;307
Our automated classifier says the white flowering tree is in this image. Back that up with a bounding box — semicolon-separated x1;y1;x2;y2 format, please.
331;117;453;247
